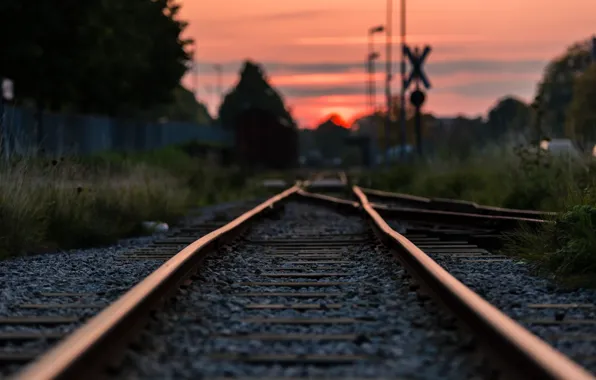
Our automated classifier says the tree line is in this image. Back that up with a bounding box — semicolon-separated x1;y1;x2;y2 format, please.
219;36;595;163
0;0;209;123
365;36;596;159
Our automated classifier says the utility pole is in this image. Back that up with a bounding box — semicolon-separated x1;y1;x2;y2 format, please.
370;52;379;112
214;64;223;106
367;25;384;167
385;0;393;166
214;64;223;97
365;58;371;112
368;26;384;113
367;37;372;112
399;0;407;160
192;49;199;100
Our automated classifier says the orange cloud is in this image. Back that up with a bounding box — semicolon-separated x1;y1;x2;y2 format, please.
179;0;594;126
270;71;539;89
294;34;490;46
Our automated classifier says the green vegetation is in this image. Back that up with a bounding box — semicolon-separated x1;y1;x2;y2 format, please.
361;146;583;211
503;205;596;288
363;148;596;287
0;147;267;259
0;0;211;123
218;61;297;129
356;37;596;287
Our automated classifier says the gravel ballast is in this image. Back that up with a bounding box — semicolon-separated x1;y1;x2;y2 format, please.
386;219;596;375
0;199;259;378
119;202;487;379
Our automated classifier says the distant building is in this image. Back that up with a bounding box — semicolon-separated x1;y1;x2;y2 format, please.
540;139;581;158
376;144;414;164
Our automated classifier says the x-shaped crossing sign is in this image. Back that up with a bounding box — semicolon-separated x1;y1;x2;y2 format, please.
404;45;431;90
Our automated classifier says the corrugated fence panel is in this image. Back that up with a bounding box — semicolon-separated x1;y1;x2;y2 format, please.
1;105;233;156
5;106;38;155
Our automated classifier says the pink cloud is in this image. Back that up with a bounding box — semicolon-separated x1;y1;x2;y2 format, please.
178;0;594;125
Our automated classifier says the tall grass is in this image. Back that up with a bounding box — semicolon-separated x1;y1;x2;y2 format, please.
0;147;265;259
366;146;596;286
363;147;591;211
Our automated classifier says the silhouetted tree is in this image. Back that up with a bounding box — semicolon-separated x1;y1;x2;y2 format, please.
140;86;212;124
566;64;596;147
0;0;191;116
486;96;531;141
218;60;295;129
534;38;593;138
313;114;350;158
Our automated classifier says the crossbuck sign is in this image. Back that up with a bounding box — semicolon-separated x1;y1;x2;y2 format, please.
404;45;431;90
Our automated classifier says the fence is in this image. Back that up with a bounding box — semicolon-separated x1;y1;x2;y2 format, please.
0;105;233;157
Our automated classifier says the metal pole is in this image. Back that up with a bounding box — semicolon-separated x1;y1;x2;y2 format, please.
371;56;377;112
414;82;423;157
365;59;369;111
0;78;5;161
215;64;223;100
399;0;407;160
368;36;373;112
365;59;370;112
192;50;198;100
385;0;393;166
369;33;380;114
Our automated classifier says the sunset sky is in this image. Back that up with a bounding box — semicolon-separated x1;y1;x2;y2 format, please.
179;0;594;128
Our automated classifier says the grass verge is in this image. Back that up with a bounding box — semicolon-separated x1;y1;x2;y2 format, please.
0;146;267;259
364;146;596;287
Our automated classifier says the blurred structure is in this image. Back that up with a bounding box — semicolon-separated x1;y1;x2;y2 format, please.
234;107;297;170
219;61;298;170
1;105;231;157
540;138;580;158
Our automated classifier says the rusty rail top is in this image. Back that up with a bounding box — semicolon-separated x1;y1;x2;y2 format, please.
14;178;590;380
370;202;549;226
13;185;301;380
360;186;556;219
297;189;360;209
353;186;593;380
359;186;431;204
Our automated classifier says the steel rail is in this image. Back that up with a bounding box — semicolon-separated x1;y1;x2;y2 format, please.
296;188;361;210
299;182;545;229
353;185;593;380
360;186;556;219
13;185;301;380
360;186;431;206
370;202;549;229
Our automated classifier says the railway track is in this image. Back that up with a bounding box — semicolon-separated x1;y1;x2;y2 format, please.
3;180;595;379
0;200;263;378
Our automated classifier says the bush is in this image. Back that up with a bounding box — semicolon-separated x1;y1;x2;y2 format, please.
369;147;594;212
502;203;596;287
372;146;596;286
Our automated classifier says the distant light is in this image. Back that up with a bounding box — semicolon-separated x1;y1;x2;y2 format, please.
540;140;549;150
2;78;13;101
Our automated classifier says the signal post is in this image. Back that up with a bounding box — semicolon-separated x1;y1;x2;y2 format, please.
403;45;431;158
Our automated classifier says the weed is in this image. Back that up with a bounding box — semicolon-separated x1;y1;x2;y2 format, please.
0;145;262;259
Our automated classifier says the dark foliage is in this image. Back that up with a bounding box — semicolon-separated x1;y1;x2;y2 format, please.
0;0;192;117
